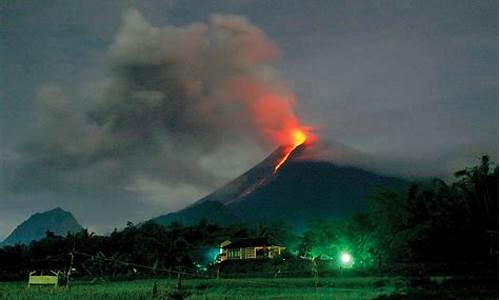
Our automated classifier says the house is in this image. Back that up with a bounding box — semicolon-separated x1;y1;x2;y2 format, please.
218;238;285;262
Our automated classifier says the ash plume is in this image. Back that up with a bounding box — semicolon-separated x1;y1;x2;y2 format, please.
4;10;306;206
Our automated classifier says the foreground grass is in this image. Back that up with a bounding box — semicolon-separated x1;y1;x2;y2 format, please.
0;275;497;300
0;277;398;300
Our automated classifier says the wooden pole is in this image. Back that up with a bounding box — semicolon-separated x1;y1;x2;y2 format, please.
152;281;158;298
176;272;182;290
311;258;318;292
66;240;75;288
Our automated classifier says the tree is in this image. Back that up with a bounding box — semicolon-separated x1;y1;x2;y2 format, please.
365;156;498;264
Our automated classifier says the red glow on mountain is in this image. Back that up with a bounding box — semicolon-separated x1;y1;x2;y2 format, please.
273;128;313;174
224;77;316;173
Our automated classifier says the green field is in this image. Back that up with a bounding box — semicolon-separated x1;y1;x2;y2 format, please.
0;276;496;300
0;276;399;300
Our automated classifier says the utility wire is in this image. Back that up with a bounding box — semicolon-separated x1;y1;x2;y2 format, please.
73;251;213;279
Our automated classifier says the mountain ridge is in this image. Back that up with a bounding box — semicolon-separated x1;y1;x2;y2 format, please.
0;207;83;247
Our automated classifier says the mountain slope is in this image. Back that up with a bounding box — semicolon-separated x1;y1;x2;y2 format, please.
196;147;284;206
152;144;408;226
151;200;240;226
227;159;407;225
1;207;83;246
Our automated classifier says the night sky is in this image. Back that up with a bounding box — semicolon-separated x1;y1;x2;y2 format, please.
1;0;497;239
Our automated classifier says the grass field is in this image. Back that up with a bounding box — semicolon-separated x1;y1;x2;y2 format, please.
0;276;400;300
0;275;497;300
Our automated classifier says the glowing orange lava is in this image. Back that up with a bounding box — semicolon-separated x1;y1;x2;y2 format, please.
273;129;308;174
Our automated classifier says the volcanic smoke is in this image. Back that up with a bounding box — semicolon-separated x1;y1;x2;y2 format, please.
249;96;315;174
226;77;316;174
19;11;317;199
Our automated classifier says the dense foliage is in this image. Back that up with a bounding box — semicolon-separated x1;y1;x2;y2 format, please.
0;156;497;280
0;220;295;280
298;156;498;268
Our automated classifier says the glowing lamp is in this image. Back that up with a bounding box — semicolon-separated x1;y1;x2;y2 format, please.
340;252;352;265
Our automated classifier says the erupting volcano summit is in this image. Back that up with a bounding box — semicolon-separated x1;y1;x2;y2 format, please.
273;129;308;174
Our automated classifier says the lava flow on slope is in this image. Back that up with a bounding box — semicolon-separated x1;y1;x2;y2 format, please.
273;129;308;174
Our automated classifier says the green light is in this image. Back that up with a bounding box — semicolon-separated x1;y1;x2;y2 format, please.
340;252;352;265
208;248;220;262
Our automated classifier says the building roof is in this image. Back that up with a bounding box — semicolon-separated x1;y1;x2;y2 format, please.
221;238;282;249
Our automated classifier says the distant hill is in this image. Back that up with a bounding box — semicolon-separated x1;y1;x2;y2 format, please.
0;207;83;246
152;144;408;227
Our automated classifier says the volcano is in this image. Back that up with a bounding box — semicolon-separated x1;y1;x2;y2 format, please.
152;144;408;227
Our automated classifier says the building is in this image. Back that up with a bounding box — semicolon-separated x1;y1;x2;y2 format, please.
218;238;285;262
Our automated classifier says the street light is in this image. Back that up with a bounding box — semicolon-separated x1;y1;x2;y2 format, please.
340;252;353;266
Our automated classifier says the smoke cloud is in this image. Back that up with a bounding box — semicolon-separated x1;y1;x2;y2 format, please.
5;10;307;206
